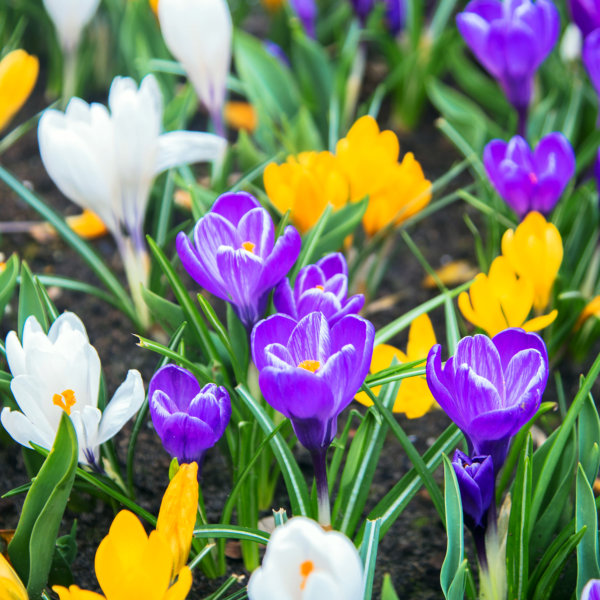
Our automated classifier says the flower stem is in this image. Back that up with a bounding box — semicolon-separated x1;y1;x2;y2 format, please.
311;448;331;527
516;105;528;138
62;48;78;107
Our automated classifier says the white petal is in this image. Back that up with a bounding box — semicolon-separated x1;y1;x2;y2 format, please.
71;406;102;464
48;311;89;343
154;131;226;174
96;370;145;444
42;0;101;52
5;330;25;377
1;407;53;450
10;375;61;440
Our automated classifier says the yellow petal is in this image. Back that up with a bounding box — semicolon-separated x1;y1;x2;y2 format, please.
522;309;558;332
0;49;39;131
459;273;508;336
52;585;105;600
405;313;436;361
157;462;199;576
393;376;437;418
0;554;27;600
576;296;600;328
422;260;478;289
66;210;108;239
224;101;257;133
164;567;193;600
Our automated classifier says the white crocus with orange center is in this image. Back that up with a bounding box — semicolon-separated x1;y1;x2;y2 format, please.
1;312;144;467
247;517;363;600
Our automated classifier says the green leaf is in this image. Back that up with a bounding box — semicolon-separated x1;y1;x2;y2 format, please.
8;413;78;600
576;463;600;597
440;454;465;599
18;261;48;338
142;287;186;335
227;305;249;383
359;518;381;600
289;205;332;282
578;394;600;485
381;574;400;600
193;524;270;545
0;253;19;319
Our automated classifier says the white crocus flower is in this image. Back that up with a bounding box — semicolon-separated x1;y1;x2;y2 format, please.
1;312;144;467
158;0;232;135
38;74;226;327
247;517;364;600
42;0;101;54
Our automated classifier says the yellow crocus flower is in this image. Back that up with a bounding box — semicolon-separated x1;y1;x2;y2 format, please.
53;510;192;600
0;553;28;600
66;209;109;239
501;211;563;312
355;313;437;418
264;151;349;234
576;295;600;329
156;462;199;577
458;255;557;337
0;49;39;132
336;115;432;236
224;101;257;133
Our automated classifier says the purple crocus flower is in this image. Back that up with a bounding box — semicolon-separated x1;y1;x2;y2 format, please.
567;0;600;38
383;0;406;35
456;0;559;134
426;328;549;468
251;311;374;451
149;364;231;466
483;133;575;218
583;29;600;122
452;450;495;531
176;191;301;329
350;0;376;22
273;253;364;326
582;580;600;600
290;0;317;38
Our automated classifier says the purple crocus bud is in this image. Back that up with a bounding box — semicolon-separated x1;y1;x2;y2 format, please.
456;0;559;133
582;580;600;600
176;191;301;329
426;328;549;468
290;0;317;38
383;0;406;35
273;253;365;326
483;133;575;219
251;311;374;451
264;40;290;66
567;0;600;38
350;0;375;22
149;364;231;465
452;450;495;531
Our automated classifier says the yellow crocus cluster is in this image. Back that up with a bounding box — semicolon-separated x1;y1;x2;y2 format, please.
458;211;562;336
355;313;437;418
53;462;198;600
264;115;431;236
0;49;39;132
0;553;27;600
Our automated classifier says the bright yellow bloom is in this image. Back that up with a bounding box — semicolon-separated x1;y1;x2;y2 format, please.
355;314;437;418
53;510;192;600
335;115;431;235
576;296;600;329
66;209;109;239
157;462;199;577
501;211;563;312
458;255;557;337
224;101;257;133
264;151;349;234
0;553;27;600
0;49;39;132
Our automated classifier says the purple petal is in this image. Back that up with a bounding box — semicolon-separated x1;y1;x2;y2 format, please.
237;207;275;259
503;348;547;418
295;264;326;298
323;273;348;299
263;343;295;368
317;252;348;278
297;289;342;322
530;176;564;213
582;579;600;600
454;335;504;400
259;225;302;293
457;12;497;74
287;312;331;366
189;384;231;437
568;0;600;37
148;364;201;412
251;314;297;370
506;135;535;169
318;342;361;413
584;29;600;96
273;278;297;319
534;132;576;184
491;328;548;373
210;191;261;227
158;412;219;463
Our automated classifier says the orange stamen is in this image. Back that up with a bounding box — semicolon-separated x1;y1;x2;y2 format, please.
242;241;256;253
53;389;76;415
315;285;324;291
298;360;320;373
300;560;314;590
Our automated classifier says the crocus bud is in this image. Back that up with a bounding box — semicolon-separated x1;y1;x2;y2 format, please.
290;0;317;38
452;450;495;531
247;517;363;600
42;0;101;54
483;134;575;219
0;49;39;132
560;23;583;63
149;365;231;465
568;0;600;38
158;0;232;135
350;0;375;23
582;579;600;600
273;253;364;326
383;0;406;35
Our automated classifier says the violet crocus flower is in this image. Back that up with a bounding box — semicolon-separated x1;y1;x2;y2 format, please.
452;450;495;531
456;0;559;135
426;328;549;468
582;580;600;600
252;311;374;524
383;0;406;35
290;0;317;38
350;0;375;22
177;192;301;329
583;29;600;122
149;364;231;466
273;253;364;326
483;133;575;219
567;0;600;38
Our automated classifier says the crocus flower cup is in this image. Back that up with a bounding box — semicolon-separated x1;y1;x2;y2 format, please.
149;364;231;466
273;253;364;326
483;134;575;219
42;0;100;54
0;49;39;132
290;0;318;37
568;0;600;38
583;29;600;117
426;328;549;467
177;191;301;329
582;580;600;600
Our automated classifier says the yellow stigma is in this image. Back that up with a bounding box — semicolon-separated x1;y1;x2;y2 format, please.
242;241;255;253
53;389;76;415
300;560;314;590
298;360;320;372
315;285;324;291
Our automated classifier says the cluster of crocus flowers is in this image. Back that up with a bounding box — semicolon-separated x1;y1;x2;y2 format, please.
0;49;39;132
149;364;231;468
1;312;144;467
355;313;437;418
53;462;198;600
456;0;559;134
38;74;226;328
177;191;301;329
459;211;562;336
158;0;232;135
247;517;364;599
483;133;576;219
264;115;431;236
